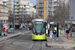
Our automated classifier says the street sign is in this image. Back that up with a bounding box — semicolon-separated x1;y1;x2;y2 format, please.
70;0;75;20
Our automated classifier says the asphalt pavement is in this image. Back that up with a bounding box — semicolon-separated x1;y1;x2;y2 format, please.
0;31;75;50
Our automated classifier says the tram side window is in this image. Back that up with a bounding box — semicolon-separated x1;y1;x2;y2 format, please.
42;22;46;33
33;23;35;33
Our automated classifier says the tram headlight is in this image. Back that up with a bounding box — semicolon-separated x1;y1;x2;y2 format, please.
41;33;43;35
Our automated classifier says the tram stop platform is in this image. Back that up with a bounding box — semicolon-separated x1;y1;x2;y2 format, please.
46;35;75;49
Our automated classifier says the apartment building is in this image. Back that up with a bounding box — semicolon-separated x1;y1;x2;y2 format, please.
30;4;36;18
36;0;59;19
0;0;9;23
37;0;69;20
4;0;36;28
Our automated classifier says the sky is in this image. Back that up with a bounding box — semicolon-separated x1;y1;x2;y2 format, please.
23;0;36;6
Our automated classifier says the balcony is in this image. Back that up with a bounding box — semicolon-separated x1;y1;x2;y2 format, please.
15;17;19;18
15;13;19;15
15;20;19;22
38;9;44;11
15;10;19;12
15;7;19;9
41;13;44;15
48;9;52;11
15;23;19;25
15;0;19;2
39;4;44;7
39;1;44;4
49;5;52;7
23;7;30;9
23;10;30;12
15;4;20;6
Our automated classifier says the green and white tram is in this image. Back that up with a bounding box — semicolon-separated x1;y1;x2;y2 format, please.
32;19;47;40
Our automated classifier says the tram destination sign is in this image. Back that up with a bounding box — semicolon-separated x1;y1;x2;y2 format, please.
35;22;42;24
70;0;75;20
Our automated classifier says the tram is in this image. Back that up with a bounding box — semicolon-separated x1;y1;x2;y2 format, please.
32;19;47;40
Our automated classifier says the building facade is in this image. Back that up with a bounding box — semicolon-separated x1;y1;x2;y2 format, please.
0;4;9;23
3;0;36;28
36;0;69;20
36;0;59;19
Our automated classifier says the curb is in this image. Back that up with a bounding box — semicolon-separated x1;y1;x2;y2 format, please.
46;42;75;49
46;37;75;49
0;31;30;42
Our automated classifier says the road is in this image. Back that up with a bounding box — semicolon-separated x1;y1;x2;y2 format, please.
0;31;74;50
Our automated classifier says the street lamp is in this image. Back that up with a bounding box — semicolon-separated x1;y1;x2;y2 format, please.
13;0;15;33
63;0;65;30
22;6;23;32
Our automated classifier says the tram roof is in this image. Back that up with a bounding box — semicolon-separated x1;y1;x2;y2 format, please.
32;19;47;22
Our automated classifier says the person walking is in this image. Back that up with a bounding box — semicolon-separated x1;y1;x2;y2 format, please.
49;28;53;39
53;29;58;40
3;28;7;36
46;26;48;37
48;23;50;37
66;28;69;39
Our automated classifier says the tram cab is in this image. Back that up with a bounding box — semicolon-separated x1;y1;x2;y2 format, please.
32;19;47;40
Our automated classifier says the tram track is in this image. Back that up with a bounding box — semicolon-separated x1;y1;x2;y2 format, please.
0;31;47;50
29;41;44;50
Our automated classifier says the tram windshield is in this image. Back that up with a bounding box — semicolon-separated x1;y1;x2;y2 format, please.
33;22;44;33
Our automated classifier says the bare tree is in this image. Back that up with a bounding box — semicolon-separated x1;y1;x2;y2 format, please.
53;1;69;23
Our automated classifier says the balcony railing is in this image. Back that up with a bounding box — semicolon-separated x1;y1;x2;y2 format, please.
15;13;19;15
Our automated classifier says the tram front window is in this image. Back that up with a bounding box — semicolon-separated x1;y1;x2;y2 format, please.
33;22;45;35
35;24;43;33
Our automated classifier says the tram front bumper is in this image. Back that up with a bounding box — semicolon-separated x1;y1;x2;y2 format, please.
32;34;46;40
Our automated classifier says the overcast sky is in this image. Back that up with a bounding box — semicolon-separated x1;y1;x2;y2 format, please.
23;0;36;6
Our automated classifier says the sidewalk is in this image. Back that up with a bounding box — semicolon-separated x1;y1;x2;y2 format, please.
0;31;30;42
46;35;75;49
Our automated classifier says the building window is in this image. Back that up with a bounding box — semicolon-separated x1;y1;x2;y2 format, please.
54;3;57;6
3;1;6;5
20;2;22;4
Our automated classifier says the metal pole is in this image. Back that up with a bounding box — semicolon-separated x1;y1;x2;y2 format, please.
63;0;65;30
26;15;27;30
44;0;46;20
22;6;23;32
13;0;15;33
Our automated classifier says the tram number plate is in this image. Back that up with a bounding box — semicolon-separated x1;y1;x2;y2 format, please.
38;34;40;35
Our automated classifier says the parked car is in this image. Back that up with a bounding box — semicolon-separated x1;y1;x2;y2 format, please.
71;27;75;32
29;25;32;30
7;28;14;34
